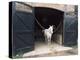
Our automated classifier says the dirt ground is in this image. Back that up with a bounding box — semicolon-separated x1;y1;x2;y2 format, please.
22;42;78;58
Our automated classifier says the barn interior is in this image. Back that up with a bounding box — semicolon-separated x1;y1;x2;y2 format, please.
34;7;64;45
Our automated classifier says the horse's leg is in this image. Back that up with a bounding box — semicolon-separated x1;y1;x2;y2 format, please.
47;35;51;44
44;35;47;44
49;37;51;46
47;36;50;49
47;36;52;50
49;37;52;50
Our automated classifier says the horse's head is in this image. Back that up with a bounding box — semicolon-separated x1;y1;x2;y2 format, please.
48;25;53;34
49;25;56;34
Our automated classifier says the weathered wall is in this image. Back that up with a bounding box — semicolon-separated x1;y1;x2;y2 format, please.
26;2;75;12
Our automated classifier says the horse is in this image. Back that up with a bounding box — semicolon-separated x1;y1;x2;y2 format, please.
43;25;54;46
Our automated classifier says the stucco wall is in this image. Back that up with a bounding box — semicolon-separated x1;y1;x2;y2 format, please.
16;2;76;16
26;2;75;12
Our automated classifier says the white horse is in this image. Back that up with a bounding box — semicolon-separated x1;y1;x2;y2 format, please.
43;25;54;46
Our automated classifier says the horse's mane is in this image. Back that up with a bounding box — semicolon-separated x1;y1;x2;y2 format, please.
48;26;53;34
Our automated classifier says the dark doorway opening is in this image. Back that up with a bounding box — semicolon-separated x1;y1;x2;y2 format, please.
34;7;64;45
